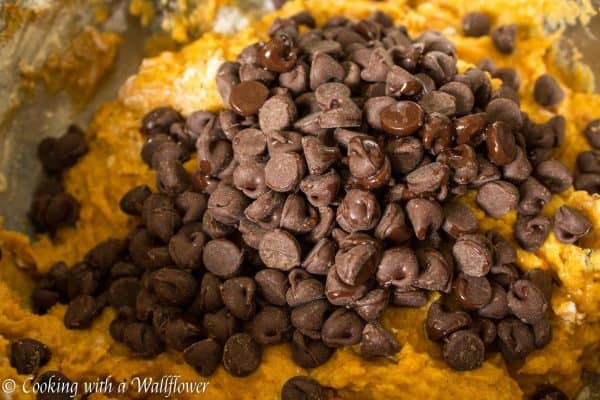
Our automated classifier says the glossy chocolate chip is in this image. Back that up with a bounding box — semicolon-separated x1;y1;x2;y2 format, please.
453;273;492;311
229;81;270;117
379;101;425;136
486;98;522;130
352;289;389;322
486;121;517;166
442;330;485;371
325;266;368;306
375;247;418;290
442;202;478;238
374;203;412;244
405;198;444;240
336;189;381;232
553;205;592;244
386;65;423;97
533;74;564;107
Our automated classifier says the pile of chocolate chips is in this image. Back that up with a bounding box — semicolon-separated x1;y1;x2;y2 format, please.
32;9;596;382
29;125;88;233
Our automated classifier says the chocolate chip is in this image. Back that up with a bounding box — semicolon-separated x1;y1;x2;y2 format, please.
584;119;600;149
375;246;418;290
462;12;491;37
335;240;381;286
491;24;517;54
360;47;393;82
440;82;474;115
478;283;509;319
325;266;368;306
454;113;486;147
497;317;535;362
31;288;60;314
574;173;600;194
119;185;151;216
64;295;97;329
414;248;453;292
514;215;551;251
223;333;262;377
291;299;329;339
259;94;298;133
163;316;203;351
203;309;239;343
10;338;51;375
203;239;244;278
533;74;564;107
183;338;222;377
453;273;492;311
452;234;493;278
442;202;478;238
302;136;341;175
255;268;289;306
507;279;548;324
291;330;334;368
156;160;190;196
476;180;519;218
553;205;592;244
281;376;327;400
363;96;395;131
281;194;319;234
207;184;249;225
318;97;362;129
359;322;401;358
352;288;389;322
418;91;457;116
577;150;600;174
141;107;183;135
390;288;428;307
385;136;424;175
426;300;471;341
321;308;364;347
486;98;522;130
249;306;292;345
221;277;257;321
232;128;266;163
486;121;517;166
142;194;181;242
532;318;553;348
30;191;80;232
286;269;325;307
336;189;381;232
385;65;423;97
259;229;302;270
107;277;141;310
309;52;345;90
265;151;306;193
535;159;573;193
406;162;450;199
517;177;551;216
442;330;485;371
374;203;412;244
302;239;335;275
379;101;425;136
152;268;197;306
405;198;444;240
299;171;340;209
420;51;456;86
502;147;532;182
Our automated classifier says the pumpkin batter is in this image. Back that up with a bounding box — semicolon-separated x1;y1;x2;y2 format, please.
1;0;599;399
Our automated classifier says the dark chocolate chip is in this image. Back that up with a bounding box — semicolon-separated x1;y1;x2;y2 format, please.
222;333;262;377
553;205;592;244
183;338;223;377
